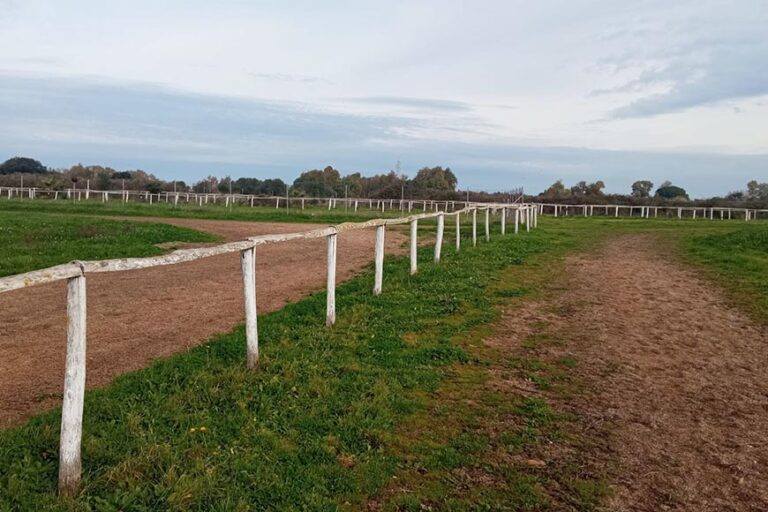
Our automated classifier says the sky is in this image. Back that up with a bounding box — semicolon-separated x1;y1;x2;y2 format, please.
0;0;766;198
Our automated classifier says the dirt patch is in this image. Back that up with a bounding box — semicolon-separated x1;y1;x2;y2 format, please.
521;234;768;511
0;218;407;425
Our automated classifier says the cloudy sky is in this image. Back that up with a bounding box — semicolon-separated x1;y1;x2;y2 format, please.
1;0;766;197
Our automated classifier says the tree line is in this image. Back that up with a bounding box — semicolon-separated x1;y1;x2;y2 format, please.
1;156;766;206
536;177;768;206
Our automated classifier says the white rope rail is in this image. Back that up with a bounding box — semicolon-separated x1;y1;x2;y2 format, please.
0;202;538;496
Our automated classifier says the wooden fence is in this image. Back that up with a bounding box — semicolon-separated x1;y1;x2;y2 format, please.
536;202;767;221
0;203;538;496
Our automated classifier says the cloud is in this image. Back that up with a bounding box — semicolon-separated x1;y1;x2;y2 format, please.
249;72;334;85
596;8;768;119
341;96;472;112
1;71;766;199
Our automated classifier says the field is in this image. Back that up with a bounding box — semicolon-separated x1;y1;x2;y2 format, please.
0;202;766;510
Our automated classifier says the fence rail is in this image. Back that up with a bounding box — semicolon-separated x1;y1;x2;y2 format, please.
536;202;767;221
0;202;538;496
0;186;518;213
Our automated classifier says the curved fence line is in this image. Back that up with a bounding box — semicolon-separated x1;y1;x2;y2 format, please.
0;202;538;496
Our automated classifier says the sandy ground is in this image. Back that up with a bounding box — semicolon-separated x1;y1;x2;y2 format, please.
505;234;768;511
0;218;406;426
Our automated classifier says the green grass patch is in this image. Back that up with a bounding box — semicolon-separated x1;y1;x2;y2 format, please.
0;197;419;225
0;221;553;510
0;212;218;276
685;227;768;324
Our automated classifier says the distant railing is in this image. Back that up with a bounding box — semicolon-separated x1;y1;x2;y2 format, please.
0;201;538;496
0;186;521;213
535;203;767;221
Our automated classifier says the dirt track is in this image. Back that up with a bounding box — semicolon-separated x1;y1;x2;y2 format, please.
0;218;406;425
541;235;768;510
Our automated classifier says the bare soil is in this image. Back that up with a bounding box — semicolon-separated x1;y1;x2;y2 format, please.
498;234;768;511
0;218;406;425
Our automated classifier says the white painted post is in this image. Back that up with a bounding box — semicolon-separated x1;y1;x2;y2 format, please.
326;233;337;326
526;207;531;233
435;213;444;263
501;208;506;234
484;209;490;241
373;225;385;295
59;272;87;497
455;213;461;251
240;247;258;368
409;219;418;274
472;209;478;246
514;209;519;234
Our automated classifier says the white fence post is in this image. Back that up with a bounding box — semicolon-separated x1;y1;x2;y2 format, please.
326;233;337;326
455;213;461;251
59;271;87;497
484;209;490;241
373;225;385;295
526;207;531;233
501;208;506;234
472;209;478;246
410;219;418;275
514;209;519;234
240;247;258;368
434;213;444;263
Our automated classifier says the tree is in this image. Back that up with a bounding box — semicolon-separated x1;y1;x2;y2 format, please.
217;176;233;194
293;166;342;197
261;178;287;196
234;177;264;195
145;181;163;194
747;180;768;201
0;157;47;175
411;166;457;197
631;180;654;198
655;183;688;199
541;180;570;199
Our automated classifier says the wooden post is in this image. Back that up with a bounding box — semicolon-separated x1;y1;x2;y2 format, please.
326;233;337;326
59;272;87;497
484;209;490;241
514;209;519;234
410;219;418;274
240;247;258;368
526;207;531;232
434;213;444;263
373;225;385;295
455;213;461;251
501;208;506;234
472;209;477;246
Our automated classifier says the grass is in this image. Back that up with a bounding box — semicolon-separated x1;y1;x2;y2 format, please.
685;228;768;324
0;197;418;225
0;211;218;277
0;221;566;510
0;210;765;510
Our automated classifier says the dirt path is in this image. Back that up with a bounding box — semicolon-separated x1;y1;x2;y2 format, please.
542;234;768;510
0;218;406;425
